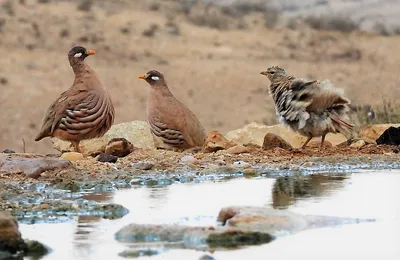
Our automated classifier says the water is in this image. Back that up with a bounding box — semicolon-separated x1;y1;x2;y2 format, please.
20;170;400;260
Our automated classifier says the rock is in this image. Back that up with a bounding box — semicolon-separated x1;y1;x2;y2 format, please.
0;153;71;179
131;162;154;170
53;121;156;155
243;168;257;176
61;152;84;161
217;206;373;235
202;130;236;153
225;122;347;148
307;140;333;149
1;149;15;154
231;161;250;169
350;139;366;149
0;212;26;254
118;249;159;258
25;240;49;258
262;133;293;150
221;144;250;154
376;126;400;145
180;155;199;165
105;138;135;157
359;124;400;144
199;255;216;260
115;223;273;250
97;154;118;163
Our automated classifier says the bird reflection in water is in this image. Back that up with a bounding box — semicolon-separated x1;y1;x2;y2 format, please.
272;174;349;209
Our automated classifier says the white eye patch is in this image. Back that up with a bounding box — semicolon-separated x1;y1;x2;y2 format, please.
74;52;83;58
151;76;160;81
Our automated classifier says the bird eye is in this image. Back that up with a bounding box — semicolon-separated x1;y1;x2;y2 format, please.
269;71;274;74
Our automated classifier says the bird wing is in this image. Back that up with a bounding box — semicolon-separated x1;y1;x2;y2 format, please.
35;87;107;140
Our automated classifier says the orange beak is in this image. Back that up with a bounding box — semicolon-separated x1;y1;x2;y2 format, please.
138;74;147;79
87;50;96;55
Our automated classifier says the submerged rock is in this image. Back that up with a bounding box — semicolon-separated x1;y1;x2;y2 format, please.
118;249;160;258
359;124;400;144
376;126;400;145
52;121;155;155
0;212;26;254
0;153;71;179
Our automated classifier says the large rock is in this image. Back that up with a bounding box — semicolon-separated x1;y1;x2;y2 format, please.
52;121;156;155
217;206;374;235
359;124;400;144
376;126;400;145
0;212;26;254
0;153;71;179
225;122;346;148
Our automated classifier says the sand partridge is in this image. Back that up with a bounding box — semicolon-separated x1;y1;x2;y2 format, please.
260;66;354;149
35;46;115;153
138;70;206;150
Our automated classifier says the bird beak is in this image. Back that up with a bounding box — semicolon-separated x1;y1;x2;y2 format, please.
138;75;147;79
87;50;96;55
260;71;268;75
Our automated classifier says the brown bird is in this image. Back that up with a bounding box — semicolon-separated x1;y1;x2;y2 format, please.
35;46;115;153
138;70;206;151
260;66;354;149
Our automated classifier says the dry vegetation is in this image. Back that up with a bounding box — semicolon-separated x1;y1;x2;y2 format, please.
1;0;400;154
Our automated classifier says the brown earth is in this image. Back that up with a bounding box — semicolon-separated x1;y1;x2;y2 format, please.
1;0;400;154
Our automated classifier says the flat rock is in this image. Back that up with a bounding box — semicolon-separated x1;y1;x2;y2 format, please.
217;206;374;235
0;153;71;179
52;121;155;155
359;124;400;144
225;122;346;148
0;212;26;254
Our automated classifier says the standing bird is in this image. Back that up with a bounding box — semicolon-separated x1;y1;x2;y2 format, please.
138;70;206;151
35;46;115;153
260;66;354;149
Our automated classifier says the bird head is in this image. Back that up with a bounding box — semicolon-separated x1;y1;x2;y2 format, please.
260;66;287;83
138;70;165;86
68;46;95;64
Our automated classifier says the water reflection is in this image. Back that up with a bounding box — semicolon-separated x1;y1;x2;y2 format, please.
272;174;349;209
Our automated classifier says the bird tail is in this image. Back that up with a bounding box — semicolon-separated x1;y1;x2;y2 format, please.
328;105;355;134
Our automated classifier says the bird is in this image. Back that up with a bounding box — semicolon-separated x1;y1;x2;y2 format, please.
35;46;115;153
138;70;206;151
260;66;354;149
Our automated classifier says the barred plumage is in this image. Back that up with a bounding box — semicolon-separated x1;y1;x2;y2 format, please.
261;66;354;149
35;46;115;153
139;70;206;150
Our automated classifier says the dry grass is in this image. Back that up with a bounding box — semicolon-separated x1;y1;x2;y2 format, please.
1;0;400;154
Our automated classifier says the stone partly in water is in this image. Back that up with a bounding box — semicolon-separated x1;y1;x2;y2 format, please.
118;249;160;258
105;138;135;157
225;122;346;148
0;212;26;254
262;133;293;150
0;153;71;179
376;126;400;145
202;130;236;153
359;124;400;144
52;121;156;155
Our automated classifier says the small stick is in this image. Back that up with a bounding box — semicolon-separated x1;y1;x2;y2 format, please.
22;138;26;153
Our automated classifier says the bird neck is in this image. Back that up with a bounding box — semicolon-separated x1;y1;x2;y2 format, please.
71;61;103;89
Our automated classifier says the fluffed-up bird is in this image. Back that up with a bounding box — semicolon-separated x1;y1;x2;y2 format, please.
35;46;115;153
138;70;206;151
260;66;354;149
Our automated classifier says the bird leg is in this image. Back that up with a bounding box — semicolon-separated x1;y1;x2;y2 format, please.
301;136;313;149
71;141;81;153
320;134;326;150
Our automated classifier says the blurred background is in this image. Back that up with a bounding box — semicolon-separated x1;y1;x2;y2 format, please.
1;0;400;154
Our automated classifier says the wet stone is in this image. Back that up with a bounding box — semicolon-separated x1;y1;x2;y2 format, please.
97;153;118;163
118;249;160;258
199;255;216;260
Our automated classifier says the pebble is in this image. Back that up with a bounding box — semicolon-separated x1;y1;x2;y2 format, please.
61;152;84;161
97;154;118;163
231;160;250;169
243;168;257;176
1;149;15;153
301;162;315;167
132;162;154;170
180;155;199;164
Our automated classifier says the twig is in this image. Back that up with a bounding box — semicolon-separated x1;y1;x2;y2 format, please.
22;138;26;153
